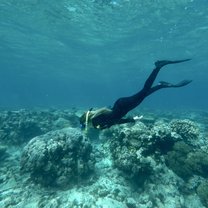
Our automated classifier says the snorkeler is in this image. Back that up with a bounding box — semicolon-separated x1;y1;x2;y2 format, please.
80;59;192;130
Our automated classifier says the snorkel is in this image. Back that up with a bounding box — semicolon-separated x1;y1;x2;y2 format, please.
84;110;90;133
80;108;93;134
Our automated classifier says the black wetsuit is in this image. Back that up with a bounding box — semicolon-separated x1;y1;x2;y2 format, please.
91;59;192;129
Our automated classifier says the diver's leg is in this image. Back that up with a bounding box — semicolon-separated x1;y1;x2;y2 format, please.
111;63;164;115
112;59;191;116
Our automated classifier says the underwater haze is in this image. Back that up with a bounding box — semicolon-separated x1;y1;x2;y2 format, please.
0;0;208;110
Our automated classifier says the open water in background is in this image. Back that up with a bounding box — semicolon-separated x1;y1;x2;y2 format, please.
0;0;208;111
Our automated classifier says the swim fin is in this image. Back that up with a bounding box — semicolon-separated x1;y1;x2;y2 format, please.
158;80;192;88
155;59;191;68
173;80;193;87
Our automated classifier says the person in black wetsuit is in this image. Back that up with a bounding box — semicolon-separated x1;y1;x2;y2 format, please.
80;59;192;130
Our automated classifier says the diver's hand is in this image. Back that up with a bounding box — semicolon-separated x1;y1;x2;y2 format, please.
133;115;143;121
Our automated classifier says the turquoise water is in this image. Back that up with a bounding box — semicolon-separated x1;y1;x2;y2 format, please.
1;2;208;207
0;0;208;110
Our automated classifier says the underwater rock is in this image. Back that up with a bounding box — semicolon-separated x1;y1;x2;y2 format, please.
1;110;208;208
105;116;208;185
96;197;126;208
0;109;79;145
165;141;193;180
106;118;205;183
196;180;208;208
165;141;208;180
108;122;154;178
20;127;95;187
0;110;42;144
0;145;7;160
125;197;137;208
186;152;208;178
151;121;182;153
107;121;180;180
170;119;199;146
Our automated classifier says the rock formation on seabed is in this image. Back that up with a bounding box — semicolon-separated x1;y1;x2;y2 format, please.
0;109;208;208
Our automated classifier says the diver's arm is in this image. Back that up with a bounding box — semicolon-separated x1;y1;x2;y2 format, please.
117;115;143;125
116;117;135;125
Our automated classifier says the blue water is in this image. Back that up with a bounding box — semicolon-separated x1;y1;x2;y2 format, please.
0;0;208;110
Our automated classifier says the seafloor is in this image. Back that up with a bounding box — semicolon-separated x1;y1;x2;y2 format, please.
0;108;208;208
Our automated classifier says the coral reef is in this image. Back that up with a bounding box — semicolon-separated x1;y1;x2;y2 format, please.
1;109;208;208
165;141;193;179
20;127;95;187
106;121;181;181
165;141;208;180
151;121;182;153
0;109;79;145
0;145;7;160
107;122;155;179
197;180;208;208
170;119;200;146
106;117;208;185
